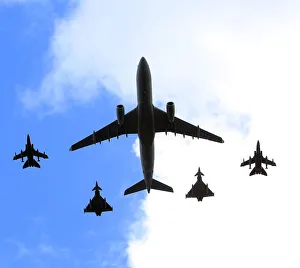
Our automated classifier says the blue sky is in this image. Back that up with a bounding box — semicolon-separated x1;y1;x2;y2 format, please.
0;2;143;267
2;1;300;267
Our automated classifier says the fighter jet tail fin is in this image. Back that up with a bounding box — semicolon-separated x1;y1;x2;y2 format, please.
22;160;29;169
124;179;174;195
261;167;267;176
249;167;267;176
23;159;40;169
32;159;41;168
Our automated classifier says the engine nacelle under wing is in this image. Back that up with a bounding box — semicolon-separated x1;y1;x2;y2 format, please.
166;102;175;123
116;104;125;125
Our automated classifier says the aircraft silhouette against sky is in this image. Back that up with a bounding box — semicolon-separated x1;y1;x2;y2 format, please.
13;134;49;168
240;140;276;176
186;167;214;201
84;181;113;216
69;57;224;195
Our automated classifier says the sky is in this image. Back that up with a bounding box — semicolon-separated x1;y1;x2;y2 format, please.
1;0;300;267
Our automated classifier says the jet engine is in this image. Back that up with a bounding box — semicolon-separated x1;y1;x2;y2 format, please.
265;156;268;169
37;149;40;161
249;156;251;169
166;102;175;122
116;104;125;125
21;150;24;162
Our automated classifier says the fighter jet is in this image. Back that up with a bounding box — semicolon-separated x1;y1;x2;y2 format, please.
240;140;276;176
186;167;214;201
69;57;224;195
84;181;113;216
13;134;48;168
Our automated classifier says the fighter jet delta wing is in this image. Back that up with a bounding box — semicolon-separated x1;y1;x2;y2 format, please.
84;182;113;216
153;106;224;143
186;180;214;202
84;196;113;216
70;107;138;151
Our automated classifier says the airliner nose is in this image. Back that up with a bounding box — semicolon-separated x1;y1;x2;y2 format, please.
139;57;147;66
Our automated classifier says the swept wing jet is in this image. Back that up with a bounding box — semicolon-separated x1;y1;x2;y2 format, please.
240;140;276;176
84;181;113;216
70;57;224;195
13;134;48;168
186;167;214;201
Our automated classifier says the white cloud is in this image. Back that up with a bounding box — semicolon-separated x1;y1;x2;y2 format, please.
20;1;300;267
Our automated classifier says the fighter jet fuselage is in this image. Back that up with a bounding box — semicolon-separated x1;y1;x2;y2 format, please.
84;182;113;216
92;191;105;216
13;134;48;168
25;135;36;165
241;140;276;176
186;167;214;201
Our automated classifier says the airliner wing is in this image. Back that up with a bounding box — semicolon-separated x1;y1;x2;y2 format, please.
70;107;138;151
153;107;224;143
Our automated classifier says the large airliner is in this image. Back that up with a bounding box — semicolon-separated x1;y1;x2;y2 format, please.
69;57;224;195
240;140;276;176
